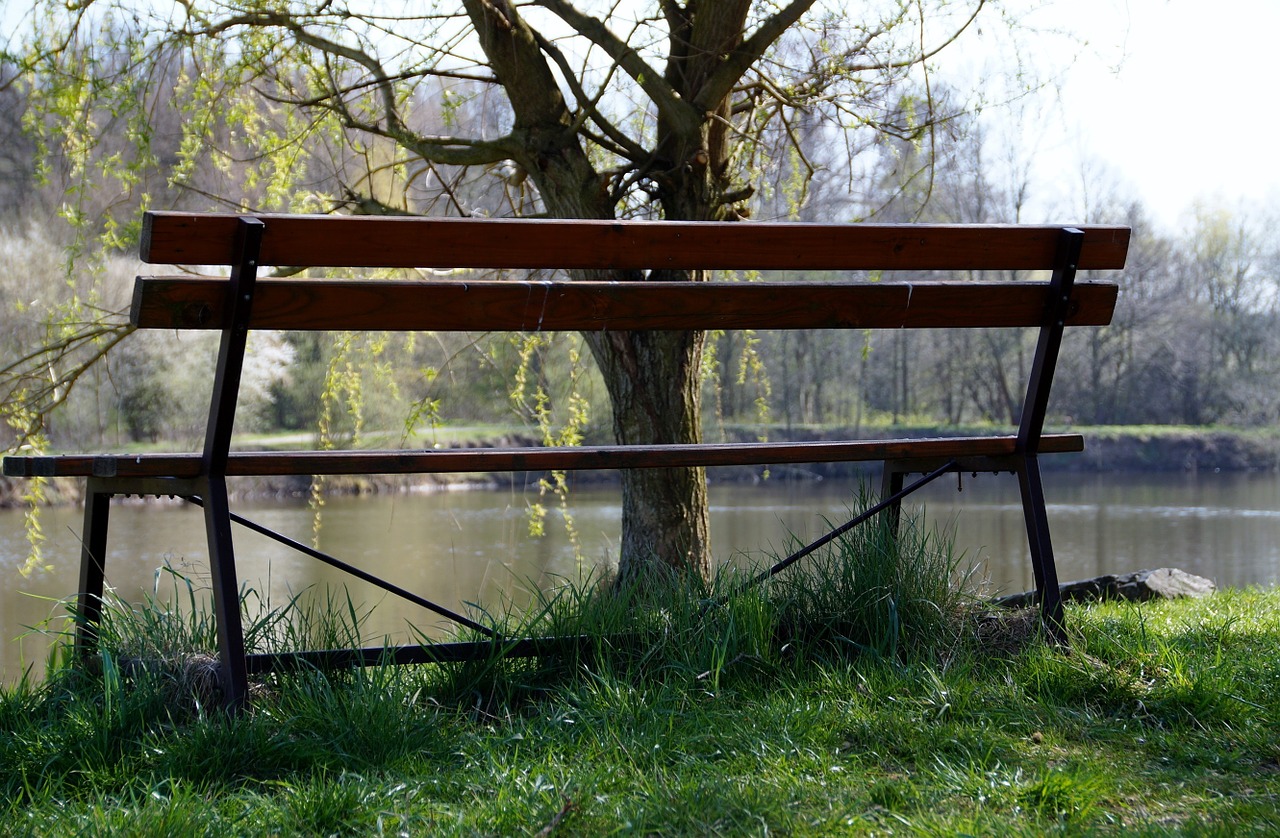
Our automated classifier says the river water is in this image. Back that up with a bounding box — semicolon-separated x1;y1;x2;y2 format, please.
2;470;1278;681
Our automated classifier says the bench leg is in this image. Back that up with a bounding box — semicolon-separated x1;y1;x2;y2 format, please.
75;478;112;662
1016;455;1066;642
201;476;250;711
879;463;906;537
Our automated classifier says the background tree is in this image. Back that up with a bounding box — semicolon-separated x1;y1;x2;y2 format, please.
6;0;996;583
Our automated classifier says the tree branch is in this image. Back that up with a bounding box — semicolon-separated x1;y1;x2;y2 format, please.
696;0;819;113
181;9;406;135
0;316;134;449
843;0;987;74
462;0;607;216
532;0;700;135
528;26;651;163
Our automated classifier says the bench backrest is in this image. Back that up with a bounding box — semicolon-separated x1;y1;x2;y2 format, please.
129;211;1128;474
133;213;1128;334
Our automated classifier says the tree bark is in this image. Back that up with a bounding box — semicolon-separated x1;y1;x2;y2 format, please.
584;327;711;583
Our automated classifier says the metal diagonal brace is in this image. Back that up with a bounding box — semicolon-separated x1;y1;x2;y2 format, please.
721;459;959;606
182;496;497;639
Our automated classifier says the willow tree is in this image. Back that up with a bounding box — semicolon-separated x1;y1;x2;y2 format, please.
11;0;993;583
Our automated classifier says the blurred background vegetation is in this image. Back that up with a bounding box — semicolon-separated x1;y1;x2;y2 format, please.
1;8;1276;456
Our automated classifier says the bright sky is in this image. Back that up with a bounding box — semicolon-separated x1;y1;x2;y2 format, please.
1008;0;1280;228
4;0;1275;229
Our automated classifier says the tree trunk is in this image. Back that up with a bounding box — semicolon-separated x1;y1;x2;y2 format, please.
584;327;710;583
463;0;764;583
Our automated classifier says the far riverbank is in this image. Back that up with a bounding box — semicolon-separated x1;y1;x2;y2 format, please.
745;425;1280;475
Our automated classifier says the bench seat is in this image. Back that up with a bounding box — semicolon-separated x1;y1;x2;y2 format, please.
4;434;1084;479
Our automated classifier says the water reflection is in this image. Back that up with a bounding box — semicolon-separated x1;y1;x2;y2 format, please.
2;470;1277;680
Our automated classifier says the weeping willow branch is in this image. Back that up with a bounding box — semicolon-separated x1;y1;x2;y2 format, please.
0;312;134;449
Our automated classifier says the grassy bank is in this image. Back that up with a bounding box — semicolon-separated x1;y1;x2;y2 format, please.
2;514;1278;834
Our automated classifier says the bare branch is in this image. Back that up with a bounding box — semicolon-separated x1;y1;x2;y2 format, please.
1;316;134;450
696;0;819;113
528;27;651;163
533;0;699;134
843;0;987;74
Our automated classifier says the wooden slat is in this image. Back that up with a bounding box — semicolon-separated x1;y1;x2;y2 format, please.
140;212;1131;272
131;278;1120;331
2;434;1085;479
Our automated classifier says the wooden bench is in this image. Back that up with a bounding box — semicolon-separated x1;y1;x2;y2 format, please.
4;212;1129;708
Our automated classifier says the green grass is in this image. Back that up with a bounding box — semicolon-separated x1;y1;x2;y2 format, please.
2;509;1278;835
